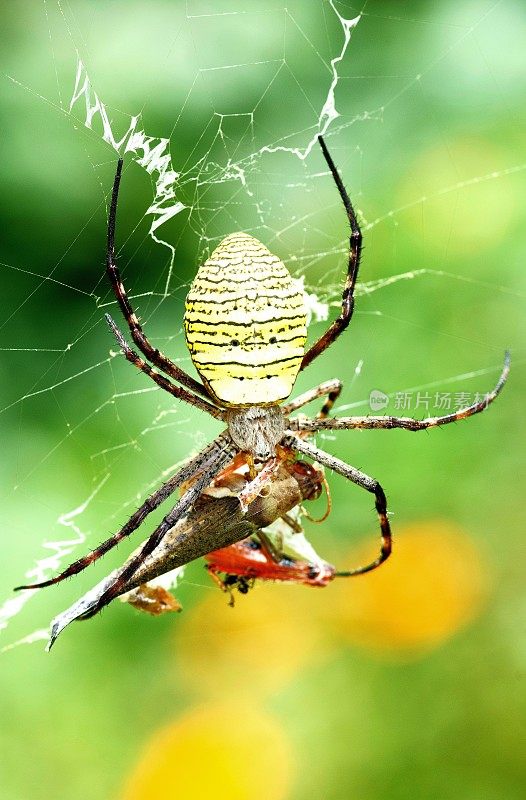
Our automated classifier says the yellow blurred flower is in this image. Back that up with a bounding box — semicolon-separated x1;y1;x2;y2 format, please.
120;703;294;800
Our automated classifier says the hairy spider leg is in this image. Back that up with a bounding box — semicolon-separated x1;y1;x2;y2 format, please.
301;136;362;371
288;435;392;576
282;378;343;418
106;159;209;398
49;441;235;639
292;353;510;435
15;435;231;591
106;314;223;419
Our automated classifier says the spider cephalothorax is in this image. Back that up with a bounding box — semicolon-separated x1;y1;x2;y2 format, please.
225;406;286;461
16;135;510;634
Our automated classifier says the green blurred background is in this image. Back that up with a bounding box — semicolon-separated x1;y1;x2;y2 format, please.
1;1;524;798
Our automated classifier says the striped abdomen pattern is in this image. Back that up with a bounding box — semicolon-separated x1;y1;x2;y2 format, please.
184;232;307;407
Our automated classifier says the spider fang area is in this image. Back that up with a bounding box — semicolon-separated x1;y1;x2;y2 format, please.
226;406;286;461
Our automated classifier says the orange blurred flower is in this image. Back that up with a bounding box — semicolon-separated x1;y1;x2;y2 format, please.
327;520;490;658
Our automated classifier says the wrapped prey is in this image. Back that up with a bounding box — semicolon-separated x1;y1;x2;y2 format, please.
46;450;329;648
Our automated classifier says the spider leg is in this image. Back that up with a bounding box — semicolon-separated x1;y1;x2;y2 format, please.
291;352;510;434
282;379;342;418
301;136;361;371
106;314;223;420
286;435;391;575
15;434;232;591
76;440;234;621
106;160;208;398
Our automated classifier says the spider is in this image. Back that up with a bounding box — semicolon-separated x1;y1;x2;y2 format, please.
16;135;510;622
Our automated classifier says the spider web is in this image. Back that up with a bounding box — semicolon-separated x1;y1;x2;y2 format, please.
1;0;523;650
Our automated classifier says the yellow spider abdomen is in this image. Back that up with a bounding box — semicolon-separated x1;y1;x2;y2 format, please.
184;232;307;407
